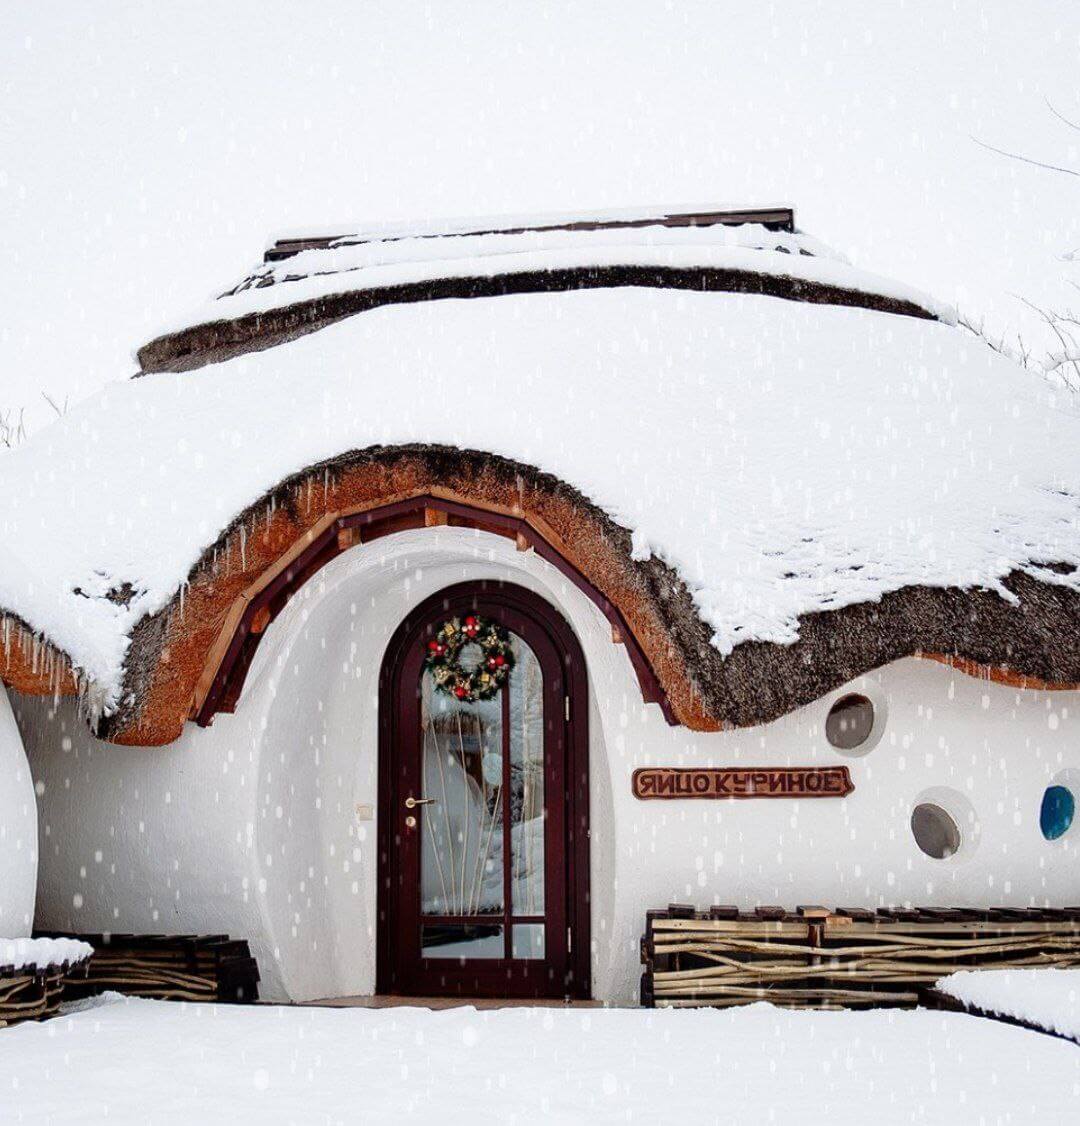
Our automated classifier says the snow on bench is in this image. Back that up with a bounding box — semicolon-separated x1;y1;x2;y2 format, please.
935;968;1080;1044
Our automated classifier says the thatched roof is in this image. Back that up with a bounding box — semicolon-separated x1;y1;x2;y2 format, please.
1;211;1078;746
138;206;943;374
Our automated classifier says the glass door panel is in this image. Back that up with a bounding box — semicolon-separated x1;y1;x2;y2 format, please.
418;632;545;962
420;683;503;918
510;637;545;916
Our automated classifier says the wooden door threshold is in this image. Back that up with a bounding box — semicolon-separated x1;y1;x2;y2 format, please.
304;994;602;1010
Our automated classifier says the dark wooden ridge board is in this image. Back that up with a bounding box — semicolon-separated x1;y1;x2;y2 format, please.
36;932;260;1004
264;207;797;262
640;904;1080;1010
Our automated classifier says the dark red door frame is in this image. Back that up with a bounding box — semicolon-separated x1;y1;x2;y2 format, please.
377;581;591;1000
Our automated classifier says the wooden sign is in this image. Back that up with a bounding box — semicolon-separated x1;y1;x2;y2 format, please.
632;766;853;800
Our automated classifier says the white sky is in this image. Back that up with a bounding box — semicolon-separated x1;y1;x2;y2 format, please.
3;1;1078;434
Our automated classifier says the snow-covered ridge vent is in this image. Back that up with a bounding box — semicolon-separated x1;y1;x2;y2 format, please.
241;205;806;292
145;205;949;349
264;202;798;256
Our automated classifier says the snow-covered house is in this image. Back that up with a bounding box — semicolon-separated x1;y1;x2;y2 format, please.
2;206;1080;1004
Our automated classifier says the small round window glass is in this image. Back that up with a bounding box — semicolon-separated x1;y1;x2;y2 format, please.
911;802;961;860
1040;785;1076;841
825;694;875;751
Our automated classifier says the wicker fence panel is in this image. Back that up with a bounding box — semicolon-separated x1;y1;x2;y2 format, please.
641;905;1080;1010
0;959;90;1029
38;932;260;1004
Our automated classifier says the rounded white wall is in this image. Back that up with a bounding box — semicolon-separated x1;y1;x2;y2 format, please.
0;685;37;938
14;528;1080;1003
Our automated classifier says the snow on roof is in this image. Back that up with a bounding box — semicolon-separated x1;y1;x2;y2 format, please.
1;284;1078;728
145;214;949;354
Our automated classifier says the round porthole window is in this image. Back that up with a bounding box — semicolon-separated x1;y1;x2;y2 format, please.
825;693;875;752
1040;785;1076;841
911;802;962;860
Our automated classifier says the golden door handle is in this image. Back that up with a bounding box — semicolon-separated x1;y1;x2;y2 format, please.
404;796;437;809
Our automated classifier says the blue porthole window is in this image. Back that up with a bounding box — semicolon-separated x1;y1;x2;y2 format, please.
1040;785;1076;841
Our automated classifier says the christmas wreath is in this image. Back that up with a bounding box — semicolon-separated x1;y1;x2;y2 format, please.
423;614;516;702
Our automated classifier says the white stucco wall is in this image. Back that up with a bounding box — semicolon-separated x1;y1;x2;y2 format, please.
14;529;1080;1003
0;684;37;938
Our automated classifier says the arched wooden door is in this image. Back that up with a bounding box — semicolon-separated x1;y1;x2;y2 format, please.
377;581;590;999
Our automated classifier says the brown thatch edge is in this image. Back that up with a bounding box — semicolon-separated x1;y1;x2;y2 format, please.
136;263;938;375
3;445;1079;747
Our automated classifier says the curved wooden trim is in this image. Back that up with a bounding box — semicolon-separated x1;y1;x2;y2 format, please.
191;491;677;728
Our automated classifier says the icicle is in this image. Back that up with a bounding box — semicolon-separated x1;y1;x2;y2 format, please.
240;523;248;570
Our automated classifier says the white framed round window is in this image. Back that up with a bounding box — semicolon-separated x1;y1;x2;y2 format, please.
910;787;980;862
911;803;961;859
825;692;878;754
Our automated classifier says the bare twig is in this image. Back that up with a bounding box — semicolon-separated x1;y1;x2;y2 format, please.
0;407;27;449
959;302;1080;393
970;135;1079;177
41;391;69;418
1046;96;1080;134
957;312;1032;369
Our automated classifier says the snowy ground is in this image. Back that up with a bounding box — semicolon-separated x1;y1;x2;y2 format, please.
1;996;1078;1124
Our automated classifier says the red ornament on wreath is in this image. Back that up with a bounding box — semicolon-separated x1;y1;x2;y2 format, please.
422;614;516;703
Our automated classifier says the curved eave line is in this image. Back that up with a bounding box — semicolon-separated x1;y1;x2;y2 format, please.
136;263;938;375
3;445;1078;747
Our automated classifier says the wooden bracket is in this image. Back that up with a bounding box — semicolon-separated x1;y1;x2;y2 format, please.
249;606;271;635
337;526;362;551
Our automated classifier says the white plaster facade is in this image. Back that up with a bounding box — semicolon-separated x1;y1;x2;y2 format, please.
14;529;1080;1003
0;685;38;938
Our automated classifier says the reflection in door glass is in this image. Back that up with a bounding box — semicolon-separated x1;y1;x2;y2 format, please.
420;673;504;916
421;924;504;960
512;923;545;960
418;630;546;960
510;636;545;916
